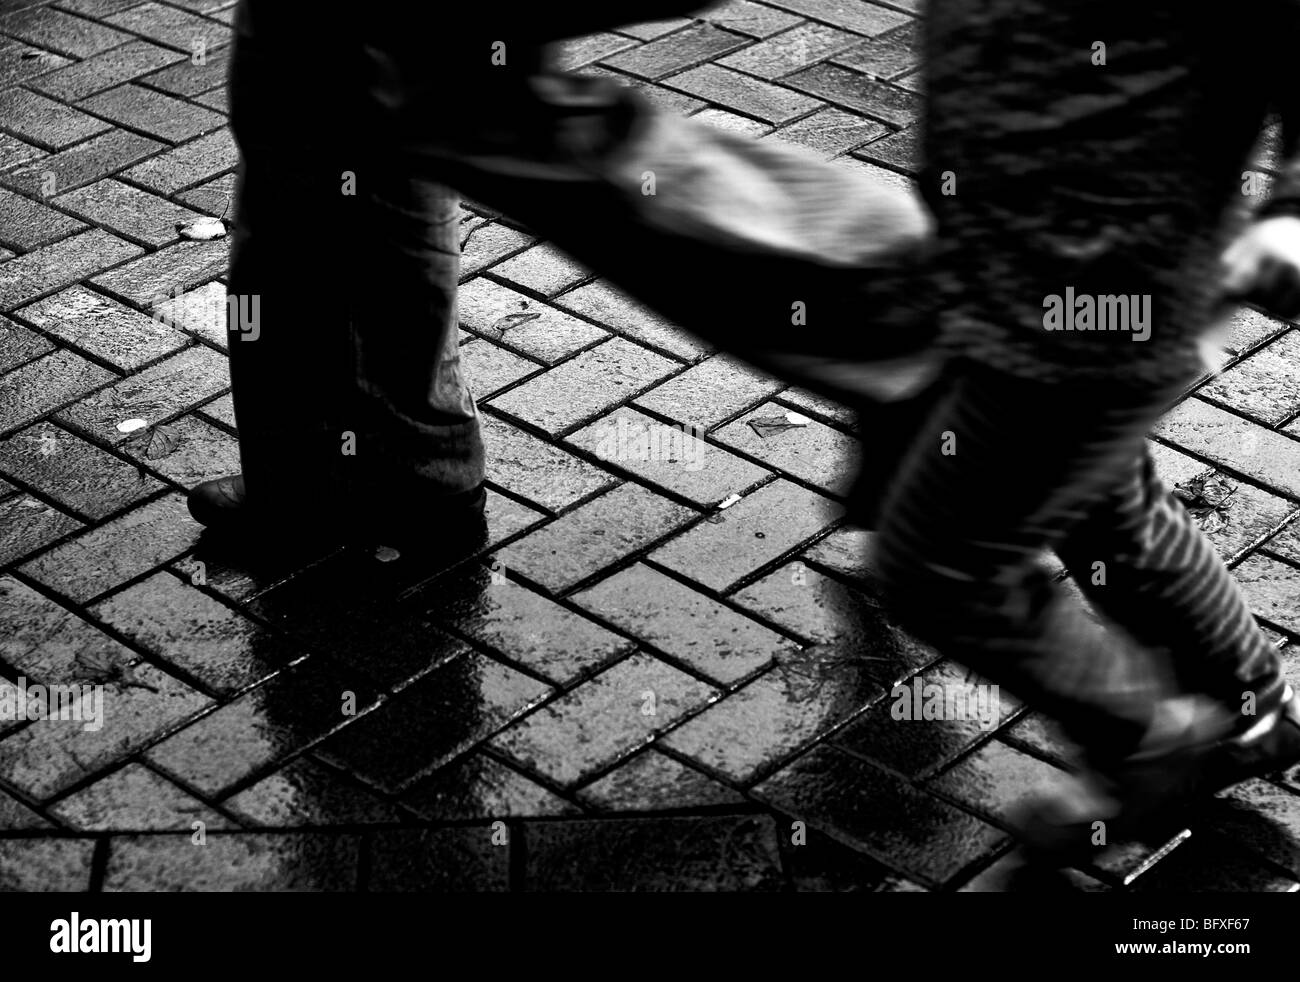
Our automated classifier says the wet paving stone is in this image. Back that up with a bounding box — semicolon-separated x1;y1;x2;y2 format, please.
0;838;94;890
634;353;784;431
577;748;745;811
89;570;299;696
522;814;783;890
19;492;201;603
833;19;919;77
47;762;233;831
421;562;634;687
998;711;1077;769
146;657;378;799
765;0;910;36
459;335;539;400
719;21;860;79
0;86;111;150
458;277;607;365
785;62;920;124
752;744;1007;886
1204;779;1300;877
0;314;52;371
480;413;618;513
491;651;717;787
0;573;137;681
0;659;211;800
852;124;923;174
0;39;70;89
803;524;874;578
79;83;225;144
703;0;802;38
0;185;85;251
316;651;552;795
694;107;773;138
195;390;234;429
103;832;361;891
174;170;235;217
481;488;548;546
137;42;229;95
767;106;887;157
0;788;50;829
103;0;230;50
714;401;860;495
661;653;879;784
1155;397;1300;499
495;482;696;594
1199;331;1300;425
601;23;748;81
402;752;577;820
54;177;205;248
0;227;141;311
957;849;1109;893
666;63;823;124
222;757;403;827
0;128;165;196
552;280;711;362
115;412;238;487
57;343;228;444
1;4;130;56
649;479;843;592
152;279;226;350
27;37;184;101
89;236;227;306
567;406;769;507
365;827;508;891
555;32;638;72
1127;828;1299;892
488;336;680;437
1233;553;1300;634
0;420;163;518
16;284;189;369
572;562;794;685
781;823;923;891
0;348;115;435
120;126;235;195
925;738;1071;824
0;492;81;563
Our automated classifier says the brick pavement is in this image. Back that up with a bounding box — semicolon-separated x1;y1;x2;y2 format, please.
1;0;1299;892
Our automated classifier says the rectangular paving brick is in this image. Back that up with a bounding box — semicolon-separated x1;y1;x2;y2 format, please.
0;128;166;196
192;85;226;113
145;657;379;797
566;405;769;507
0;839;94;890
104;1;229;52
0;86;111;150
137;43;229;95
48;761;234;831
0;572;136;684
0;492;81;563
488;337;679;437
490;242;590;297
101;832;360;891
54;177;206;247
764;0;910;36
79;83;225;143
703;0;802;38
926;739;1070;824
718;21;861;78
853;123;922;173
89;570;298;696
0;227;141;311
223;757;403;827
634;353;783;430
151;279;227;350
573;562;795;684
554;32;637;72
0;313;52;370
767;106;887;157
317;650;551;794
175;170;234;216
1199;331;1300;426
459;335;539;401
0;347;115;434
89;236;227;306
0;4;131;56
1225;305;1291;356
119;125;234;194
18;492;202;602
0;185;84;251
649;478;843;591
551;280;709;362
16;284;189;369
0;419;164;518
832;19;920;77
0;130;43;173
784;62;921;124
664;62;822;124
490;651;718;786
713;401;860;495
1234;553;1300;635
752;744;1006;887
458;277;607;364
495;481;696;593
27;38;185;101
601;22;748;80
458;219;534;278
116;411;238;487
615;18;693;41
693;107;773;137
480;412;617;512
0;39;70;89
58;343;229;443
1155;397;1300;499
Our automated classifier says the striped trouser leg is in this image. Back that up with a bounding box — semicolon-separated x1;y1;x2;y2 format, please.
871;361;1274;761
1056;449;1283;722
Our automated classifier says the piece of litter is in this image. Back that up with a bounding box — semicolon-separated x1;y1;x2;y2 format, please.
177;217;226;240
747;414;807;438
375;546;401;562
116;418;148;433
717;494;741;510
489;311;542;336
784;411;811;425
